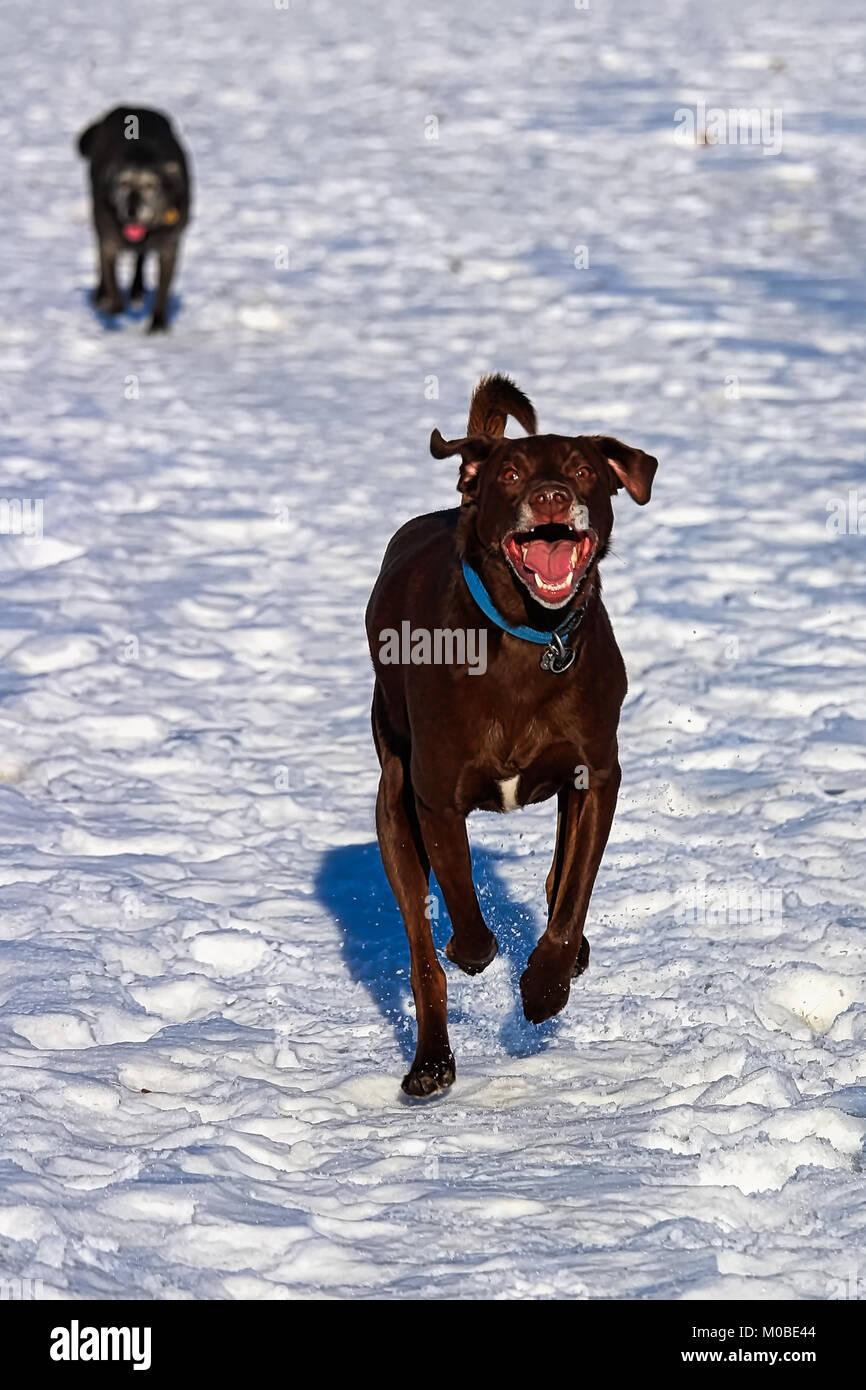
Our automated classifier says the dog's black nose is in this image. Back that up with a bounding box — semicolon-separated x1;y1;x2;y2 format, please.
528;482;573;522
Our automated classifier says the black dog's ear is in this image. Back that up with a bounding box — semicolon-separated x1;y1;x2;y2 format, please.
77;120;102;158
590;435;658;505
430;430;496;499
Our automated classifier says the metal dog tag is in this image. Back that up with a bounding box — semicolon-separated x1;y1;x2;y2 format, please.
539;634;575;674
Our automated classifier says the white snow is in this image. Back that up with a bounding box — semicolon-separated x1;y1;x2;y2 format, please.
0;0;864;1300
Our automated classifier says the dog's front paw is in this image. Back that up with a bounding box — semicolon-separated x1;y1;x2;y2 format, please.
445;929;498;975
94;289;124;315
520;960;571;1025
147;314;168;334
401;1052;456;1098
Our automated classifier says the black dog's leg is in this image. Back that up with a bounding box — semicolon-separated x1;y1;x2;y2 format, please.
130;253;146;305
149;242;178;332
95;242;123;315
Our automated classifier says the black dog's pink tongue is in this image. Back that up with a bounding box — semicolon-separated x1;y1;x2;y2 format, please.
122;222;146;242
522;538;574;582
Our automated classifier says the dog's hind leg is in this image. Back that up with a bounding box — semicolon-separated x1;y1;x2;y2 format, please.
545;788;568;914
546;787;590;974
149;242;178;332
374;728;455;1098
521;758;620;1024
130;253;146;306
414;803;498;976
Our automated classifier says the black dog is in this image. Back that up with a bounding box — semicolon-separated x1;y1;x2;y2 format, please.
77;106;191;332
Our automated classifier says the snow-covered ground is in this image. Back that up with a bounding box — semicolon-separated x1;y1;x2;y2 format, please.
0;0;864;1299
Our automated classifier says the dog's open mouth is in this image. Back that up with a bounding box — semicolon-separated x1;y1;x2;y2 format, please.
122;222;147;243
503;523;596;607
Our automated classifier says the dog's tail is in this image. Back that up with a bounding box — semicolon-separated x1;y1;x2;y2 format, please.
466;374;537;438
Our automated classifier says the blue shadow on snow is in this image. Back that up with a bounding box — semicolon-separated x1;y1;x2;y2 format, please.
315;839;562;1064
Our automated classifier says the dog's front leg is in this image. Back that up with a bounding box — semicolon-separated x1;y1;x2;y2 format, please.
375;748;454;1097
130;253;146;305
149;242;178;332
95;242;123;314
415;804;498;975
520;758;621;1024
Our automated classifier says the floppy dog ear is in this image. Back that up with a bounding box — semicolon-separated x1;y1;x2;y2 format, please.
77;120;103;158
591;436;658;505
430;430;496;499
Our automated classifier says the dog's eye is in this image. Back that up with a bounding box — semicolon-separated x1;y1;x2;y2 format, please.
500;467;520;484
574;465;594;481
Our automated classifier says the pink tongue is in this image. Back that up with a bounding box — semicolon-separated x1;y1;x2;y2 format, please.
123;223;146;242
523;538;575;582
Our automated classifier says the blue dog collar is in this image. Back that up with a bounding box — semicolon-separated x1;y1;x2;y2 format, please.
461;561;588;673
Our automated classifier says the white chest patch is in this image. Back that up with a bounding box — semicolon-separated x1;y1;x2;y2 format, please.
498;774;521;812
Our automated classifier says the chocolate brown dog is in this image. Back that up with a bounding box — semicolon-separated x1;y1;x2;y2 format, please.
366;375;658;1096
77;106;191;332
